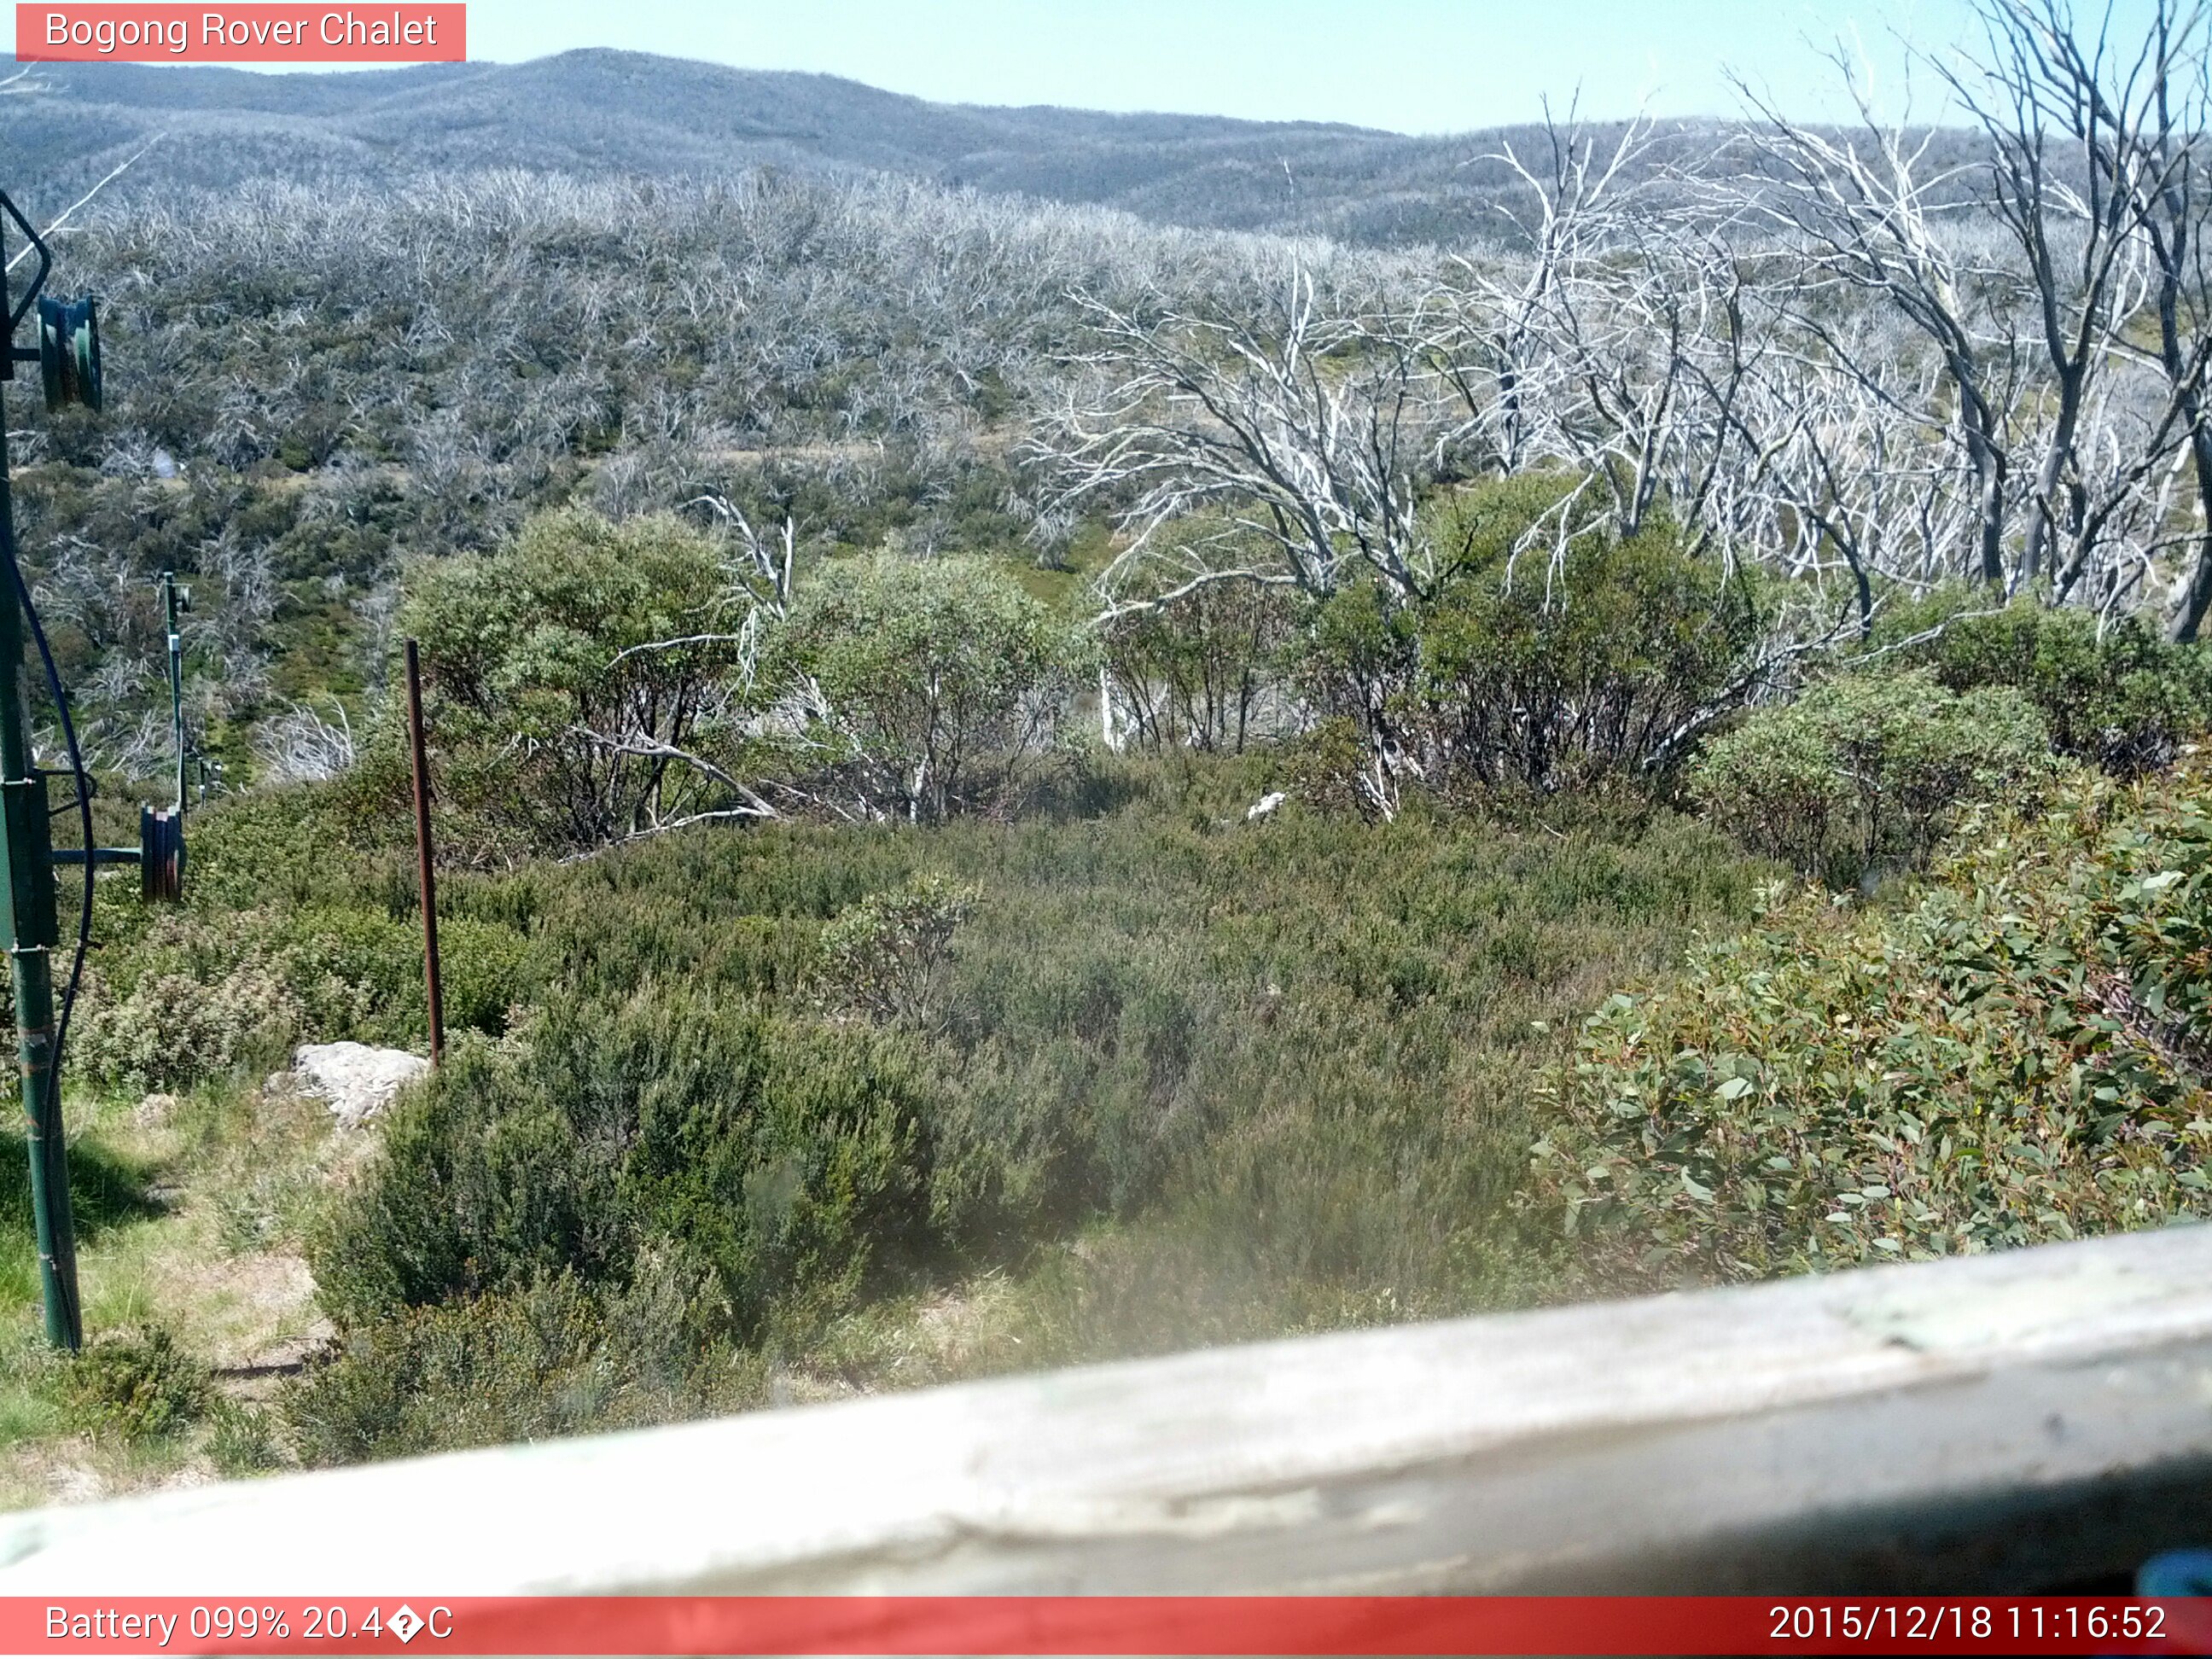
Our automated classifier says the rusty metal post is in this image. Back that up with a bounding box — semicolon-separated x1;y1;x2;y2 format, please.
403;639;444;1066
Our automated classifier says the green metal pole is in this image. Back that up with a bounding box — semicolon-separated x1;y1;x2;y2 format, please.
0;382;79;1351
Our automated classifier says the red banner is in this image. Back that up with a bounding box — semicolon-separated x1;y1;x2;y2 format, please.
15;5;465;62
5;1597;2212;1656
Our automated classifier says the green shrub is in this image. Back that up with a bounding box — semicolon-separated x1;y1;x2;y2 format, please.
311;987;946;1348
778;554;1092;821
277;908;528;1043
70;895;527;1093
403;509;771;859
76;957;303;1097
1691;670;2054;882
273;756;1775;1456
268;907;422;1044
1294;478;1771;800
65;1327;209;1441
1281;716;1388;818
1899;597;2212;777
1421;491;1768;789
1291;587;1419;810
183;785;410;913
204;1397;282;1476
437;917;533;1034
818;873;978;1027
286;1272;761;1465
1098;521;1296;753
1532;764;2212;1287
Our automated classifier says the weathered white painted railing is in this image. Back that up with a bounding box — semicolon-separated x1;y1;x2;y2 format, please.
5;1225;2212;1594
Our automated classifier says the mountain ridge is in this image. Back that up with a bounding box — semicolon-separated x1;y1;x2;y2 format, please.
1;48;1686;245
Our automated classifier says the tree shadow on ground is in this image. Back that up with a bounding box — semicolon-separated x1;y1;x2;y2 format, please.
0;1131;164;1244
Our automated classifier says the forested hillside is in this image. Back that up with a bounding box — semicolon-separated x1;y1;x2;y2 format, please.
3;50;1722;246
7;4;2212;1501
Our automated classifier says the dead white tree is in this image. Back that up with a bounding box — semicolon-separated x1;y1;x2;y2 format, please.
1991;0;2212;637
253;699;358;785
1748;310;1982;632
1454;114;1776;550
1738;58;2024;591
670;492;797;686
1930;0;2184;598
1037;257;1465;615
1440;108;1663;479
545;498;806;847
1525;214;1785;552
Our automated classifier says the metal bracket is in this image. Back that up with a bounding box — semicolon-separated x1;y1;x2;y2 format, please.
0;190;52;346
0;776;56;951
52;847;138;867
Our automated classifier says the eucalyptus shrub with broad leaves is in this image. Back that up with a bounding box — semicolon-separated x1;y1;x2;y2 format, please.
777;555;1093;823
1289;478;1776;808
1690;669;2055;884
1531;761;2212;1289
1906;599;2212;778
403;509;776;861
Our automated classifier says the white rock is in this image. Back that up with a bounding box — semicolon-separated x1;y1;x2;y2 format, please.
1245;791;1288;822
290;1042;430;1128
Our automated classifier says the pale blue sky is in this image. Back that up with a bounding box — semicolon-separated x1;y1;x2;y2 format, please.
449;0;1963;130
5;1;2176;132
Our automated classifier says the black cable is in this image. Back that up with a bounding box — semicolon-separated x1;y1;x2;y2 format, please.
3;553;95;1079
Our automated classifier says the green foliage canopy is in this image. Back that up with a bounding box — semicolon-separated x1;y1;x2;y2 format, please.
779;554;1092;822
1295;479;1772;799
1691;670;2055;883
1534;764;2212;1286
1900;598;2212;777
404;509;766;859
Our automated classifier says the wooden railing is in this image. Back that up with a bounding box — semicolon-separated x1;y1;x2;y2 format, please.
4;1225;2212;1594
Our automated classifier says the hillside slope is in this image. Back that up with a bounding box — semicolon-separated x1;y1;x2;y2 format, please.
3;49;1710;245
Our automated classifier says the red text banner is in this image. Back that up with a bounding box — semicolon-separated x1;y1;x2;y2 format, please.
15;6;465;62
5;1597;2212;1656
